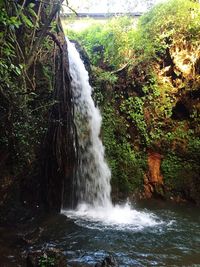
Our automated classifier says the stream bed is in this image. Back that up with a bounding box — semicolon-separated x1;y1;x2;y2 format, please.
1;200;200;266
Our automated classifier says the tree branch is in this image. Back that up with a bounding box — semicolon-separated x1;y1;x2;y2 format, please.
65;0;78;15
110;62;129;74
46;32;63;51
25;0;64;70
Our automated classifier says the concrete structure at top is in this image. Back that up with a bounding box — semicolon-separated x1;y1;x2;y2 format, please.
61;12;142;19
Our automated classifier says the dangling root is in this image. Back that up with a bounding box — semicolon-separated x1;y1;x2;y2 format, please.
43;32;78;212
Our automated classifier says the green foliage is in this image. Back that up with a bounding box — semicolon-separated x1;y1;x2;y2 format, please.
65;0;200;200
92;66;118;85
0;2;39;90
0;8;22;84
39;255;55;267
119;82;173;148
120;96;149;145
161;154;184;189
0;1;55;176
67;16;135;68
186;133;200;163
134;0;200;60
91;66;118;105
161;153;200;196
102;104;145;196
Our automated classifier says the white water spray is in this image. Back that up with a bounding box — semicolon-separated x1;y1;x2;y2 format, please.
62;39;163;229
66;39;112;208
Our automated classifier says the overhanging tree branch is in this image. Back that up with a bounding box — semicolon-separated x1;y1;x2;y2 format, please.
110;62;129;74
65;0;78;15
25;0;64;70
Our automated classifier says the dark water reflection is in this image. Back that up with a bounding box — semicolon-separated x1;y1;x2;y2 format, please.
33;200;200;266
1;200;200;266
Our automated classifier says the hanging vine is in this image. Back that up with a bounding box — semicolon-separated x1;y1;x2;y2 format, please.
0;0;78;212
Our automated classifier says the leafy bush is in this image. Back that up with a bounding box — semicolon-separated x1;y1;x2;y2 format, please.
161;153;200;202
66;0;200;66
134;0;200;60
102;104;145;197
67;16;135;68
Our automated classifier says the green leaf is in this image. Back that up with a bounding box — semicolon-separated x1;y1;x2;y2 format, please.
21;13;34;28
28;4;37;18
28;3;35;8
10;16;22;28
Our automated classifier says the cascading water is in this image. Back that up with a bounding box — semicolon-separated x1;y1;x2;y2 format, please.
66;38;112;208
62;39;163;230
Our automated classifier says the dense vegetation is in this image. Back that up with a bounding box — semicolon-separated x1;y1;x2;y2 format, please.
1;1;200;265
0;0;200;218
66;0;200;203
0;0;76;221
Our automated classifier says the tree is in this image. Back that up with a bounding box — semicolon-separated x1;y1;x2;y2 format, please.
0;0;77;216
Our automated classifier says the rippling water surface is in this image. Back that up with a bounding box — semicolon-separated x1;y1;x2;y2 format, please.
1;200;200;266
34;200;200;266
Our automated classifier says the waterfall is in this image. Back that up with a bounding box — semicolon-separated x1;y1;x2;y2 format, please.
62;40;162;230
67;39;112;208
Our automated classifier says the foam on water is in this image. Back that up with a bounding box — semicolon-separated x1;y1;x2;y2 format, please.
62;202;163;231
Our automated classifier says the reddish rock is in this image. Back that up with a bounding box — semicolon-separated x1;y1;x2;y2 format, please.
147;151;164;185
143;151;165;199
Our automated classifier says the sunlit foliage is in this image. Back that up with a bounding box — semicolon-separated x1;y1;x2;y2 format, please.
66;0;200;200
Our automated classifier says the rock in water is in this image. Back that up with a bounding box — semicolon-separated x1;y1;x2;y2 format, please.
95;255;118;267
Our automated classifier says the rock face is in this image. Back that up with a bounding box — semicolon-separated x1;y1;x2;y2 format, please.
147;151;163;185
143;151;164;199
170;40;200;78
95;255;118;267
94;8;200;204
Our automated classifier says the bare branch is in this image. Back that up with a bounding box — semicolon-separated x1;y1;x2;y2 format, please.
111;62;129;74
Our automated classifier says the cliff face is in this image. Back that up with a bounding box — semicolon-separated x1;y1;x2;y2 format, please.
144;151;164;199
107;36;200;204
75;0;200;204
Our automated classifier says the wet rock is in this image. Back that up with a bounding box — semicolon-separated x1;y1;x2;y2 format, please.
95;255;118;267
22;227;44;245
67;252;118;267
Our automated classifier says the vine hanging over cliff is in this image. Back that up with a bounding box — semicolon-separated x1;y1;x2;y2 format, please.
0;0;78;220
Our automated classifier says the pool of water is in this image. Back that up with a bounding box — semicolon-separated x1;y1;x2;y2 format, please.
34;201;200;266
1;200;200;266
